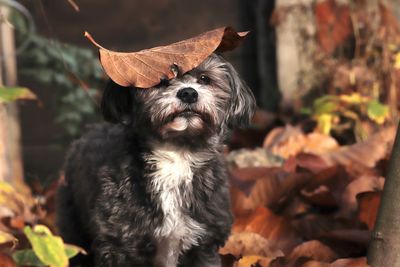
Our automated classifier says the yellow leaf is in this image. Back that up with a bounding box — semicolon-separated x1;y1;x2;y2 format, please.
0;230;17;246
339;93;369;104
316;114;333;135
395;52;400;69
238;255;274;267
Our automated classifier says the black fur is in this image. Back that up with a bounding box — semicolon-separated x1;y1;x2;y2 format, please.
56;54;255;266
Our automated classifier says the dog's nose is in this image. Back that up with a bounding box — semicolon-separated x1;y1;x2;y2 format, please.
176;87;198;104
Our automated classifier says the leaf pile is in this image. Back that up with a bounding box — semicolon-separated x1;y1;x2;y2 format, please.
221;125;396;267
0;180;84;266
85;27;248;88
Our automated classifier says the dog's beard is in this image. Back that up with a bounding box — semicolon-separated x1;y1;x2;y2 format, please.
158;108;214;139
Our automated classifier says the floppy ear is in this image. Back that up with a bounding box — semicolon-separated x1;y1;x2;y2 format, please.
101;80;133;125
224;62;256;128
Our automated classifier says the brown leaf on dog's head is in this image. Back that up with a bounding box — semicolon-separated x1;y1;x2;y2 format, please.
85;27;248;88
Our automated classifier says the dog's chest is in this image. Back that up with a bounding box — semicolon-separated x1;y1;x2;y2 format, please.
145;146;206;266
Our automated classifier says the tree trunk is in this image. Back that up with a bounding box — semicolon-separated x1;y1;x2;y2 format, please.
368;123;400;266
0;6;27;193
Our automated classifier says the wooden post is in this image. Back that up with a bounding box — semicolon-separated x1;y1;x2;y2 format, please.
0;5;27;193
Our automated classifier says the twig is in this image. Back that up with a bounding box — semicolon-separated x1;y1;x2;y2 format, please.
66;0;80;12
36;0;98;106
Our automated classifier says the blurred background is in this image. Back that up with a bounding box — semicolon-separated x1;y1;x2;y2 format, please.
5;0;398;185
2;0;400;266
16;0;278;185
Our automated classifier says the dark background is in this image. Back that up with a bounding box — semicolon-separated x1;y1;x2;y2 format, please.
17;0;278;183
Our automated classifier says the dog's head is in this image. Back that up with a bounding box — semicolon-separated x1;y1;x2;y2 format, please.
101;53;256;143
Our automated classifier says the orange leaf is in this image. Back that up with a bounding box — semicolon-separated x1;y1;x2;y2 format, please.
85;27;248;88
219;232;283;259
320;126;395;169
288;240;338;264
331;257;369;267
0;253;16;267
233;207;300;254
357;191;381;230
238;255;277;267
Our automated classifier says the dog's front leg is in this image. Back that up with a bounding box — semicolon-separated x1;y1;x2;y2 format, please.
93;235;156;267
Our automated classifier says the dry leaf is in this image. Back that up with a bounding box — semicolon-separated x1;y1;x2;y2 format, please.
288;240;338;264
264;126;339;159
219;232;283;259
331;257;369;267
0;253;16;267
301;260;331;267
233;207;301;254
357;191;381;230
320;126;395;169
301;186;337;208
338;175;384;218
85;27;248;88
238;255;276;267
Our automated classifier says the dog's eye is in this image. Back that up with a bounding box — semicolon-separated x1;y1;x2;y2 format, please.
198;74;211;85
157;77;170;88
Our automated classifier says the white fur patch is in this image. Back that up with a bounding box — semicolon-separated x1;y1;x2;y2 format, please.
145;143;207;267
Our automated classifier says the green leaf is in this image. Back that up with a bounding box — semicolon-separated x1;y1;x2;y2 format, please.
0;87;37;103
64;244;87;258
12;249;46;267
13;245;85;267
367;100;389;124
313;95;338;115
24;225;68;267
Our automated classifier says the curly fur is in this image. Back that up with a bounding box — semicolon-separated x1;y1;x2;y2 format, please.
56;53;256;267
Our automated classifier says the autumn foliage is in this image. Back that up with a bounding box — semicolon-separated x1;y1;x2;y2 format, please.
1;0;400;266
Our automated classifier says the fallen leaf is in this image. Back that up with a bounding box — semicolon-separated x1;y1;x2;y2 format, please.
301;186;337;208
219;232;283;259
283;153;330;174
320;126;395;169
85;27;248;88
233;207;300;254
230;167;279;183
301;260;331;267
288;240;338;264
331;257;369;267
0;230;17;247
357;191;381;230
24;225;68;267
238;255;276;267
264;126;339;159
338;175;384;218
0;253;16;267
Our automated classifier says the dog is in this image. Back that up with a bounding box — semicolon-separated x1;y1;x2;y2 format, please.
56;53;256;267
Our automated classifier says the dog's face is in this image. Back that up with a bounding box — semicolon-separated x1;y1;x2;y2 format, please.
101;53;255;143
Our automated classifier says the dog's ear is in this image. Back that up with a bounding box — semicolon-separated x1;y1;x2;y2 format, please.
101;80;133;125
224;62;256;128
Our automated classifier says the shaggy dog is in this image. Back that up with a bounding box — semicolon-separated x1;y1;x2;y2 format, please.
56;53;256;267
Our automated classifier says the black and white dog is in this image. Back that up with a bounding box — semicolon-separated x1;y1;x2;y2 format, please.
56;53;256;267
